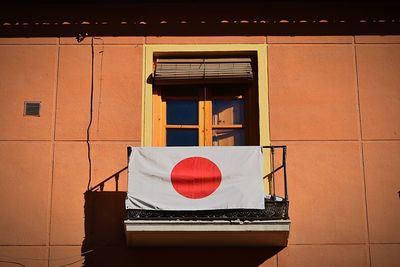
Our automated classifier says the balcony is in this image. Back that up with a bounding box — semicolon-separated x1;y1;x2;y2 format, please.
124;146;290;247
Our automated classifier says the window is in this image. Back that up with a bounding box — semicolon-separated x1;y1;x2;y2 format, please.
142;45;269;149
153;82;259;147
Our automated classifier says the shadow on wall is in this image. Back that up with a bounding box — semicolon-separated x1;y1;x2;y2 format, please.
82;172;283;267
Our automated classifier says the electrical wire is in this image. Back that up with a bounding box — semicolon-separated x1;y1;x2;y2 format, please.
95;38;105;133
0;249;94;262
58;258;84;267
0;260;26;267
86;37;95;191
86;36;104;191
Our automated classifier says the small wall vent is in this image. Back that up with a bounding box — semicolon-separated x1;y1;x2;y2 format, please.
24;102;41;116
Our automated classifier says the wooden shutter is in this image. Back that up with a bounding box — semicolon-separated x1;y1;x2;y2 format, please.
154;58;254;85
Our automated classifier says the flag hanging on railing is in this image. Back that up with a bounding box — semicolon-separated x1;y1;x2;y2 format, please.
126;146;264;210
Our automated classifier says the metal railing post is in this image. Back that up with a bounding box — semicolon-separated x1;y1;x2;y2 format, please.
115;173;119;192
270;147;276;199
283;146;288;201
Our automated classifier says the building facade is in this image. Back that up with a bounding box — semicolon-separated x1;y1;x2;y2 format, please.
0;1;399;266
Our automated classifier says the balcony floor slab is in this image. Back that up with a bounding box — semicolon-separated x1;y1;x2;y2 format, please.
125;219;290;246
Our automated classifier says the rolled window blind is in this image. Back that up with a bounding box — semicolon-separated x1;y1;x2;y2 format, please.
154;58;254;85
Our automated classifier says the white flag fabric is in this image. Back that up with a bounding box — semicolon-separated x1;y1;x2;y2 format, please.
126;146;265;210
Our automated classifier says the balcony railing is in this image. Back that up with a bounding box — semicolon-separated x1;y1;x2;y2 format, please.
126;145;289;221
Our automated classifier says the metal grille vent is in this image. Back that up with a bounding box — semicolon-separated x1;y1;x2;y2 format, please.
24;102;41;116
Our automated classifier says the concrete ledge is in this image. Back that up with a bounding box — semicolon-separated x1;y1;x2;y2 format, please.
125;220;290;247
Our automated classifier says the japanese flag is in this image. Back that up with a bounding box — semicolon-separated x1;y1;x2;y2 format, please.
126;146;265;210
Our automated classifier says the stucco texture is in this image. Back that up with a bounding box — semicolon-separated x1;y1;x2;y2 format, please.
0;35;399;267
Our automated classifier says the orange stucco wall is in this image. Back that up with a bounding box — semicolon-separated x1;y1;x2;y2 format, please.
0;36;399;267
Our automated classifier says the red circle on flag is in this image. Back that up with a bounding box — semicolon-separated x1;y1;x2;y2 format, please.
171;157;222;199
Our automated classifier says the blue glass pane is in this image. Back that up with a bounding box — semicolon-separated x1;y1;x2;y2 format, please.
212;100;244;125
167;100;198;125
167;129;198;146
212;129;245;146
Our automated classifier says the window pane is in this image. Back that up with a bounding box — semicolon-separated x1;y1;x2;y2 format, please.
167;100;198;125
212;100;244;125
212;129;245;146
207;85;245;97
167;129;198;146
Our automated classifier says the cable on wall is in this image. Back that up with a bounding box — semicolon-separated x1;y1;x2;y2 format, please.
0;249;94;267
86;37;95;191
0;261;26;267
86;36;104;191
